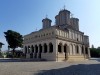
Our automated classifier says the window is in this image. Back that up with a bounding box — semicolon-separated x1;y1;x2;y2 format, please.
49;43;53;53
44;43;47;53
31;45;34;53
58;44;62;53
76;45;79;54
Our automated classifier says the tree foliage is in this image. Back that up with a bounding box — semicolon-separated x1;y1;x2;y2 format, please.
4;30;23;50
90;48;100;57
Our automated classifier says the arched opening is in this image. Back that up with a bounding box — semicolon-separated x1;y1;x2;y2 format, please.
64;44;67;53
49;43;53;53
25;46;27;54
64;44;67;59
58;43;62;53
82;46;84;54
39;44;42;58
85;47;88;54
31;45;34;53
34;45;38;58
39;44;42;53
35;45;38;53
76;45;79;54
28;46;30;54
44;43;47;53
30;45;34;58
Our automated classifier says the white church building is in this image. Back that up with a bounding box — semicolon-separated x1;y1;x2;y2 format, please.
23;8;90;61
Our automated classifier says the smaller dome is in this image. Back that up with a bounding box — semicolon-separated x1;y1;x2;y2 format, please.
59;9;70;14
42;17;52;22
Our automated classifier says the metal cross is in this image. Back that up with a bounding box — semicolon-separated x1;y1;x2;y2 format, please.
46;14;48;18
63;5;66;9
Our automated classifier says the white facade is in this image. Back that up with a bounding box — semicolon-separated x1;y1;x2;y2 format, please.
23;9;90;61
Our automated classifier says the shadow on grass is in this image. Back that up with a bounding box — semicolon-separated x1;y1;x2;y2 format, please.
35;64;100;75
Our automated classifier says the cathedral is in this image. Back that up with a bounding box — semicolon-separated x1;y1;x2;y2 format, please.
23;8;90;61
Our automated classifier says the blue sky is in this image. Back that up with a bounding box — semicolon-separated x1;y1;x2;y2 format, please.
0;0;100;50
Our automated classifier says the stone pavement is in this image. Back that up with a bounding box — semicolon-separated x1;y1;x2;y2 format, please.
0;58;100;75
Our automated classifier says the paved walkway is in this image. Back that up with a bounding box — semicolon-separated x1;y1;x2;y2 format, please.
0;58;100;75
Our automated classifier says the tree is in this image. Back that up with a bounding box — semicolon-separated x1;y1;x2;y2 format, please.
90;47;100;57
4;30;23;57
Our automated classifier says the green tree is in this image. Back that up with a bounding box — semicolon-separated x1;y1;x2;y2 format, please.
90;48;100;57
4;30;23;57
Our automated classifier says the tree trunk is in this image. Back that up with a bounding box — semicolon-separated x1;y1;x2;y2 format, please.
12;48;15;58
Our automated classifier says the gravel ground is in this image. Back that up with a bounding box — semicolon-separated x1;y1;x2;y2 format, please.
0;58;100;75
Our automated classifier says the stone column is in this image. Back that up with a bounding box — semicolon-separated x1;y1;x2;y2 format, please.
88;48;91;58
30;45;32;53
73;45;76;55
67;46;70;55
69;45;72;55
34;45;36;58
83;45;86;59
32;45;34;59
79;45;82;55
61;44;64;53
47;44;49;53
37;45;39;59
42;44;44;53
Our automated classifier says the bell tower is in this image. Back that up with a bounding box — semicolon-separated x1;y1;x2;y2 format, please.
42;16;52;29
55;8;70;25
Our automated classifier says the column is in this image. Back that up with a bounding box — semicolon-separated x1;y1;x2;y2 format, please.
73;45;76;55
47;44;49;53
67;46;70;55
83;45;86;58
69;45;73;55
30;46;32;53
79;45;82;55
61;44;64;53
42;44;44;53
88;48;91;58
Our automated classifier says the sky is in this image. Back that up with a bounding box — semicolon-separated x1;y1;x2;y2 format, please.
0;0;100;50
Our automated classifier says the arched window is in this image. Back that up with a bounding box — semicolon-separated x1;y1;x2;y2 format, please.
39;44;42;53
25;46;27;54
76;45;79;54
85;47;88;54
64;44;67;53
31;45;34;53
35;45;38;53
58;43;62;53
49;43;53;53
44;43;47;53
82;46;84;54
